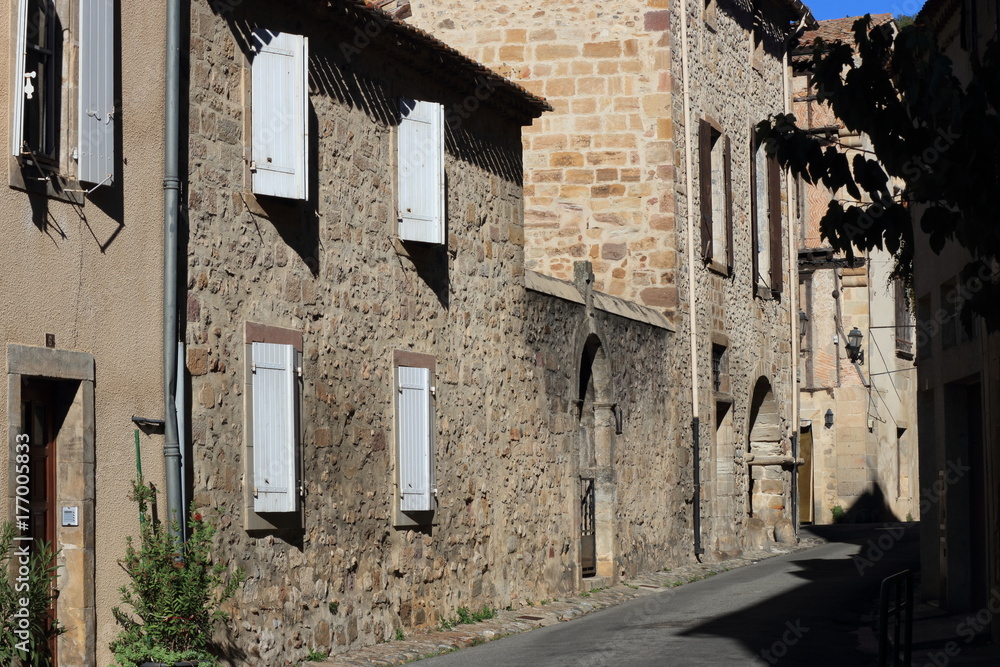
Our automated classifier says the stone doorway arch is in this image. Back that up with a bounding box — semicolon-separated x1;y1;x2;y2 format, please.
747;377;787;544
577;334;616;583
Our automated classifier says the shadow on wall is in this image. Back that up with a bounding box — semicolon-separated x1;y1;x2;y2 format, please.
829;483;902;525
216;0;523;184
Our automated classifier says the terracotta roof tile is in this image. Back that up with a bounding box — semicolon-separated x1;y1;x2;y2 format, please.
793;14;896;64
806;13;895;44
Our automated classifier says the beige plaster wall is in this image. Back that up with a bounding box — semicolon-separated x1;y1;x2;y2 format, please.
1;1;167;663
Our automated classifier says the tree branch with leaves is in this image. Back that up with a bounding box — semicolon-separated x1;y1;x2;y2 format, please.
757;14;1000;329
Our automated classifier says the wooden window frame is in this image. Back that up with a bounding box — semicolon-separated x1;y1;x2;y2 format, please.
392;350;437;528
9;0;87;203
243;322;304;533
396;98;446;245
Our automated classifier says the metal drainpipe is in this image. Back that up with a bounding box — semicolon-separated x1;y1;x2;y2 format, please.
784;16;807;538
679;0;703;558
163;0;183;537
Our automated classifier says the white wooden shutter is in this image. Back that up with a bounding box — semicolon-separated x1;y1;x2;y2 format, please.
78;0;115;185
252;342;298;512
397;366;433;512
397;99;445;244
11;0;28;157
251;30;309;200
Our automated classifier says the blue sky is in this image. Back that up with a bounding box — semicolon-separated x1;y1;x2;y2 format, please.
807;0;924;21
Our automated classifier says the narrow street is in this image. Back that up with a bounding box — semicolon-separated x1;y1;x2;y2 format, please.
417;525;919;666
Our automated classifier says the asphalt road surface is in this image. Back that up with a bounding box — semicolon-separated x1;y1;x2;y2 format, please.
418;524;919;666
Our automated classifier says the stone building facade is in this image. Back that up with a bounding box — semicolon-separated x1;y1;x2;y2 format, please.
792;16;920;526
182;1;691;663
1;1;167;664
409;0;814;558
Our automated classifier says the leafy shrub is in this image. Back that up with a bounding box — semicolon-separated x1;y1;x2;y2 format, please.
831;505;846;524
0;521;64;666
305;648;328;661
109;479;245;667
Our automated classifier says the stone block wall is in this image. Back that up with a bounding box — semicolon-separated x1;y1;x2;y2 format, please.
409;0;679;312
410;0;800;558
184;1;692;663
670;0;797;554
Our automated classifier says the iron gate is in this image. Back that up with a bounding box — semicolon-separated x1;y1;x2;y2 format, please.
581;477;596;577
878;569;914;667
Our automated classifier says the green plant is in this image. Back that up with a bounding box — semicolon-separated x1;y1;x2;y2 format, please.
831;505;846;524
305;648;328;661
581;592;590;598
440;606;496;630
109;478;246;667
0;521;65;666
394;628;405;641
906;512;914;522
328;601;339;615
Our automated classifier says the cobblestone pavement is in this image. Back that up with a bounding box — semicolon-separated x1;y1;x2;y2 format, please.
313;535;826;666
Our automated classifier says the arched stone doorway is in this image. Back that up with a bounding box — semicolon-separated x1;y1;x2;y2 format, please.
577;334;615;583
747;377;787;542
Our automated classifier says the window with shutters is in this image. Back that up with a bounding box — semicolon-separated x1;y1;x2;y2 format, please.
11;0;116;193
397;99;445;244
751;138;770;295
393;351;436;526
243;323;303;531
699;118;732;274
750;136;782;297
249;29;310;200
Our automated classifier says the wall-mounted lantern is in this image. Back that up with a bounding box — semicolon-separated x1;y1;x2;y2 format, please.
612;404;624;435
798;311;809;337
824;409;834;429
846;326;865;364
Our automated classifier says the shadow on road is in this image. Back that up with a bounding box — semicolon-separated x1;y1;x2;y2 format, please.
678;523;920;665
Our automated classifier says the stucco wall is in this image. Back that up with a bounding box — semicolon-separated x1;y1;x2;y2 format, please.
1;1;167;664
185;1;691;663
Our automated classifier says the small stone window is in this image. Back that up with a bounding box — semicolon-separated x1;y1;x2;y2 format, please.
894;278;914;359
712;344;729;394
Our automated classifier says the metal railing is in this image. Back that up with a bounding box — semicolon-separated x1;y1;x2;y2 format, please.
878;569;914;667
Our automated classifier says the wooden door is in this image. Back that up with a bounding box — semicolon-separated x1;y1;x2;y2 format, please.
21;378;58;666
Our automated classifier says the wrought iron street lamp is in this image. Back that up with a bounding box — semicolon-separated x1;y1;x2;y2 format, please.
846;326;864;364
